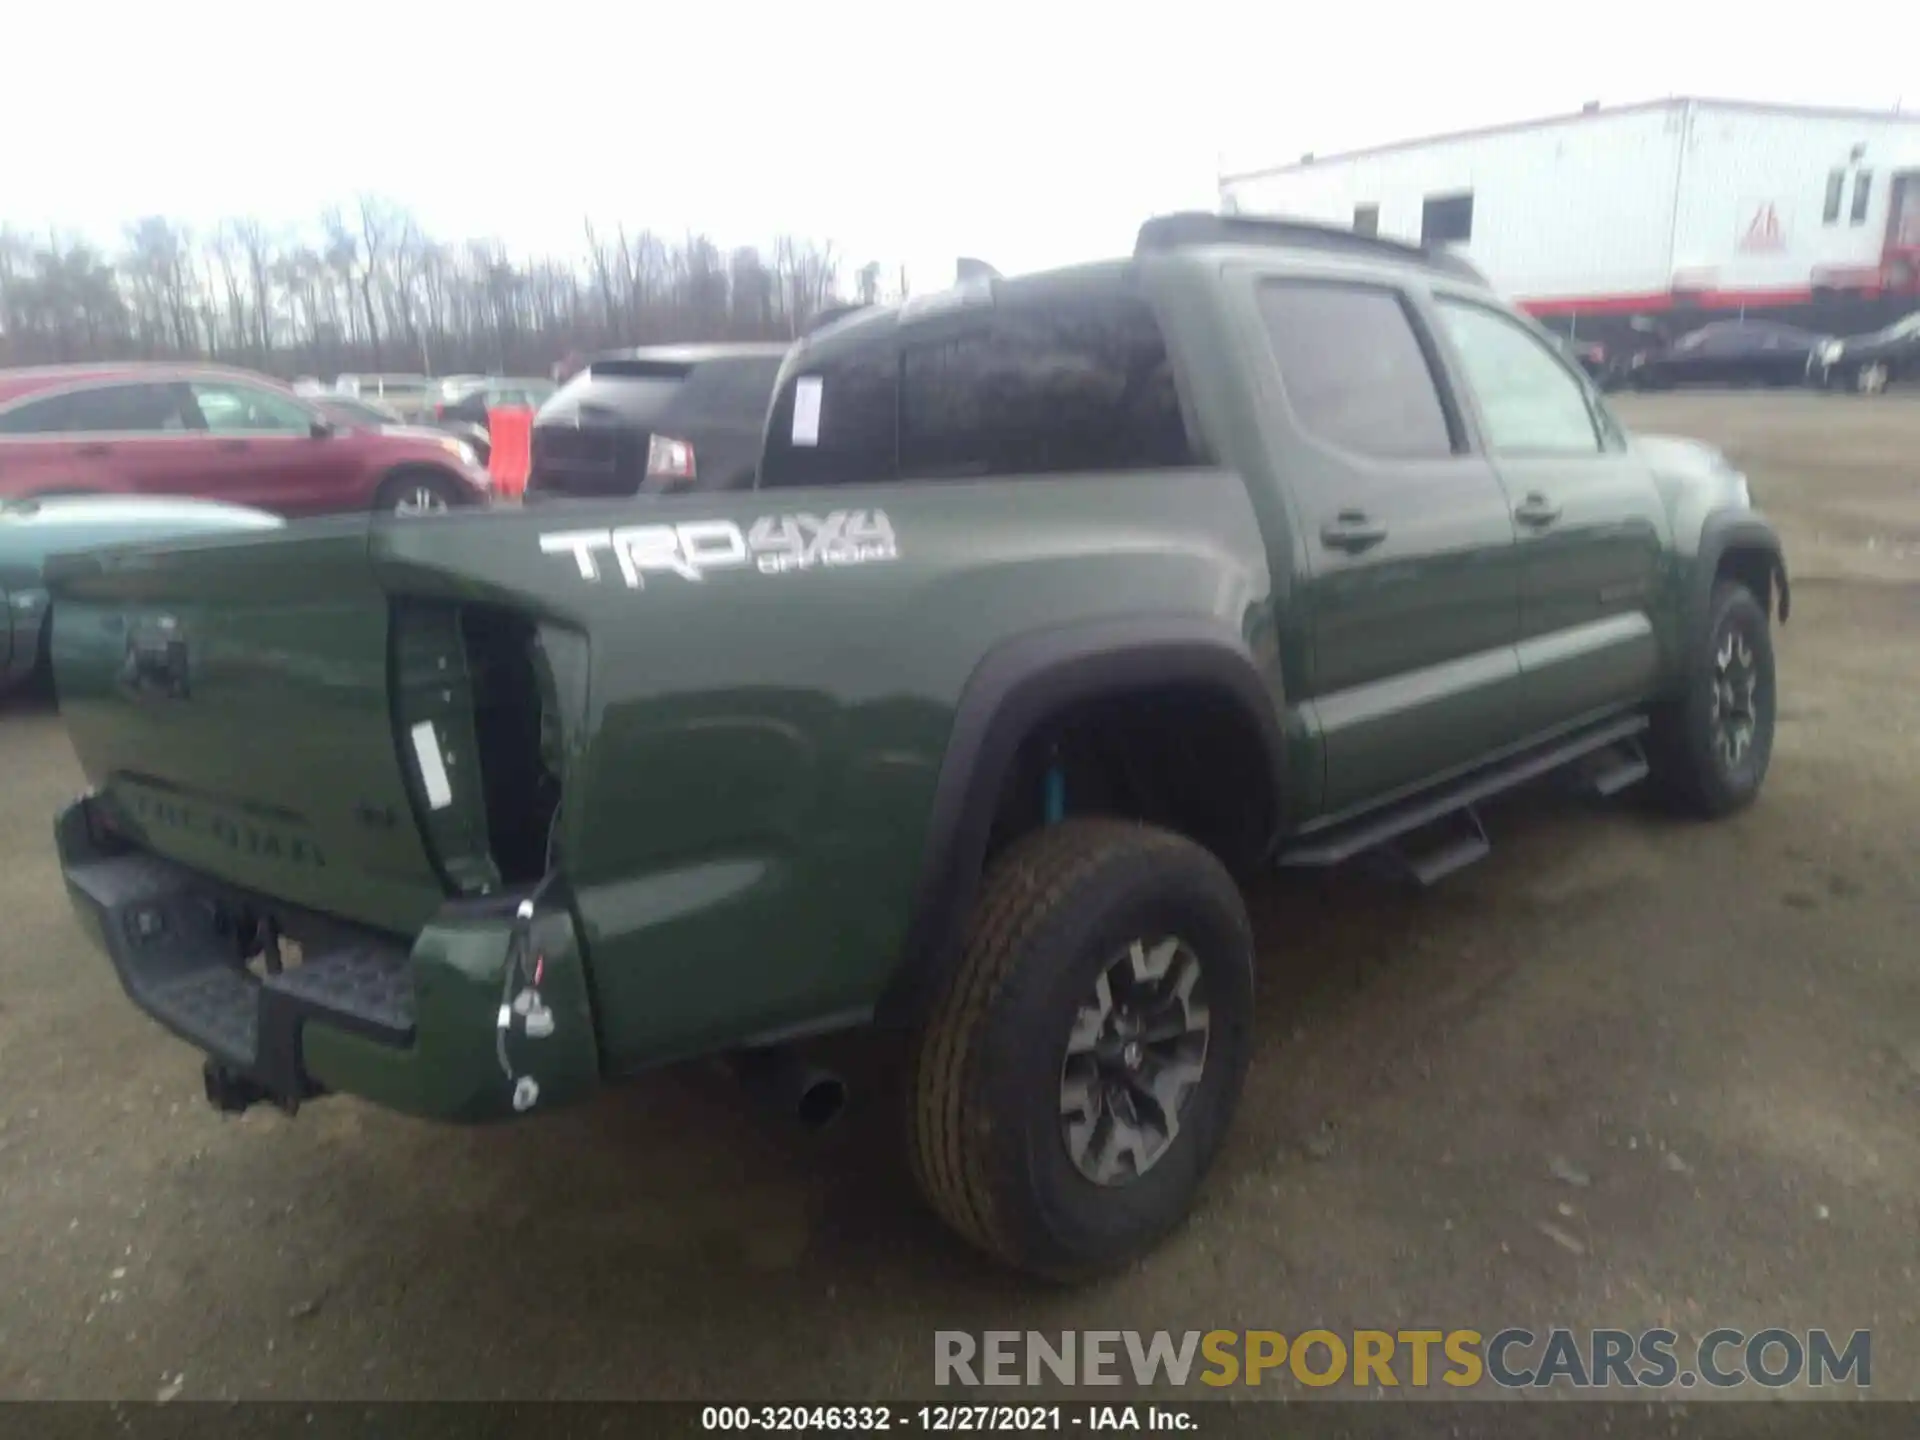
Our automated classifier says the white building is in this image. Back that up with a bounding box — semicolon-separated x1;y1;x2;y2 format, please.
1218;98;1920;342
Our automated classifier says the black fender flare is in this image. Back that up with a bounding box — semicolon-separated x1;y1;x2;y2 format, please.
1694;508;1790;641
876;614;1287;1029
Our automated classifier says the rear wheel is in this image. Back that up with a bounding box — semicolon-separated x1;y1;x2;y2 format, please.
1647;580;1776;818
908;818;1255;1281
374;470;462;516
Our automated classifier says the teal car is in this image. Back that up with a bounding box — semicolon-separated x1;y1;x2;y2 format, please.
1;496;282;695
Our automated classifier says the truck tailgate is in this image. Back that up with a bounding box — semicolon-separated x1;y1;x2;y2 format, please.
47;516;450;935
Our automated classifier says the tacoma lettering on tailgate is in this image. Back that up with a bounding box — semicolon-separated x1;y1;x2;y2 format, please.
128;791;329;869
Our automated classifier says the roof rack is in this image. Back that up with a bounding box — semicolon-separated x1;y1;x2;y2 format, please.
1134;211;1489;285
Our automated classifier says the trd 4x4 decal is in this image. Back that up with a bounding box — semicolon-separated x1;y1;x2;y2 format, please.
538;510;898;588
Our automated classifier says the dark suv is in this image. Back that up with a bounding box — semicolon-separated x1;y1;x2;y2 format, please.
524;344;789;501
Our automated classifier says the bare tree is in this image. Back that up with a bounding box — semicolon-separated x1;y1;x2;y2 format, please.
211;226;249;357
773;236;839;337
319;208;359;352
353;196;393;368
0;201;851;376
234;219;275;357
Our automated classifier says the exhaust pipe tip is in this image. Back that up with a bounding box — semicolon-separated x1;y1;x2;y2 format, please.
796;1073;847;1130
726;1046;849;1131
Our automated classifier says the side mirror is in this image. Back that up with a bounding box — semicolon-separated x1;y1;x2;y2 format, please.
309;417;335;439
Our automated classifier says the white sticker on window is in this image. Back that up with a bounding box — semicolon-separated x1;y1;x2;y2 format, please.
790;376;823;446
409;721;454;810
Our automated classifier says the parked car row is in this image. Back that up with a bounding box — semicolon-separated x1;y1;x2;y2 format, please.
1561;310;1920;395
0;342;804;527
294;371;561;464
0;364;494;516
1806;309;1920;394
11;295;1908;548
419;374;556;466
1621;319;1822;390
332;372;436;420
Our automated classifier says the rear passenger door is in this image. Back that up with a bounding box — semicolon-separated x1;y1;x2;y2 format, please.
1425;294;1671;736
1248;274;1526;817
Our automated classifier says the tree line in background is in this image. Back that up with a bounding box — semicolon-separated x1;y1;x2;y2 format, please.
0;196;897;379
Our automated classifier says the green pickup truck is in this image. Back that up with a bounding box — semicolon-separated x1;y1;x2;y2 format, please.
48;213;1788;1281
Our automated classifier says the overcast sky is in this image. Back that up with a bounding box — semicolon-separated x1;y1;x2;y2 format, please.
1;0;1910;293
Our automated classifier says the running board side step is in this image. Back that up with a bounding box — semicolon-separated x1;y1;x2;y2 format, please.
1578;737;1650;797
1280;713;1651;882
1388;806;1491;887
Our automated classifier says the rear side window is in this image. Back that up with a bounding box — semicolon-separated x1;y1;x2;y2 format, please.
0;382;195;434
543;362;690;426
675;357;785;428
0;391;79;434
579;375;686;413
898;291;1198;479
759;342;899;488
758;286;1201;487
1256;281;1455;460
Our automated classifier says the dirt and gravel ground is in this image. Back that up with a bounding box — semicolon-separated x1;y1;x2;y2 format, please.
0;391;1914;1404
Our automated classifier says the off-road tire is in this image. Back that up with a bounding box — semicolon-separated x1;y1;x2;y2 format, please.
1647;580;1776;818
907;818;1255;1282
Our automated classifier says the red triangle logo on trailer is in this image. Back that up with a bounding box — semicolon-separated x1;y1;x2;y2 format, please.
1742;203;1785;252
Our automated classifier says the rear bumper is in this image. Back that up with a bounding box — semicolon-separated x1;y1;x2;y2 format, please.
56;795;600;1123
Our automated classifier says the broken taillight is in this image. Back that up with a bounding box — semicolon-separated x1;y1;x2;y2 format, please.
645;434;696;482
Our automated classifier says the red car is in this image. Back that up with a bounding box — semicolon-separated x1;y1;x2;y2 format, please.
0;363;495;515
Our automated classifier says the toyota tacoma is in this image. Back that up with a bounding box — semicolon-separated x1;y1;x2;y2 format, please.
47;212;1788;1281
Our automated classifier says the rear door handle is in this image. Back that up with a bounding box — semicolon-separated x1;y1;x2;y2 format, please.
1320;510;1389;552
1514;493;1562;528
75;443;111;458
